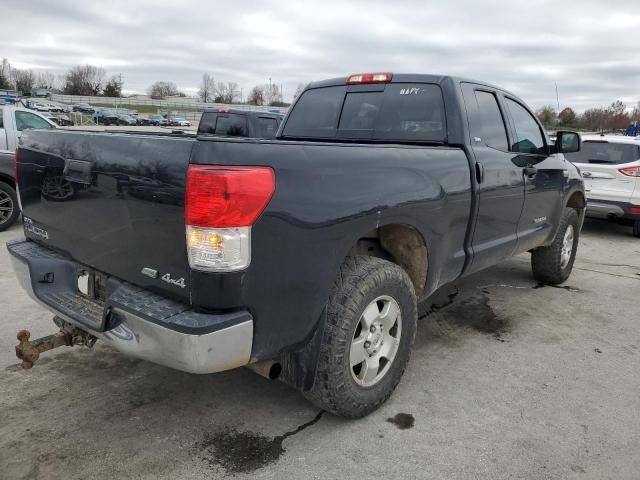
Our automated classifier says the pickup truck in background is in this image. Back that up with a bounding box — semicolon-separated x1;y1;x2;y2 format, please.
198;108;284;138
0;106;57;230
10;73;584;418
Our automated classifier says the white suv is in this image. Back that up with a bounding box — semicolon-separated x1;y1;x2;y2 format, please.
565;135;640;237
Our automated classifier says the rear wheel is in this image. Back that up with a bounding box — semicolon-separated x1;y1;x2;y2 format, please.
0;182;20;232
531;208;580;284
305;256;417;418
633;220;640;238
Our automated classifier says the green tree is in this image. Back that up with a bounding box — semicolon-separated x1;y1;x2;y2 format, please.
102;75;123;97
558;107;577;127
536;106;557;129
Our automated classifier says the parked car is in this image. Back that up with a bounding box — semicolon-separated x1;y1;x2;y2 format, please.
42;111;71;123
134;116;150;126
565;134;640;236
198;108;284;138
73;103;95;113
31;103;50;112
10;73;584;417
0;106;57;230
94;110;120;125
116;114;138;126
170;116;191;127
48;114;74;126
148;114;168;126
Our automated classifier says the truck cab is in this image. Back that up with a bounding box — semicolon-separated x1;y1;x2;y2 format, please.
1;105;57;152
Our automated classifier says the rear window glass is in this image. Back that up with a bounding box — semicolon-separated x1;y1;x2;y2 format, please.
199;113;249;137
257;117;278;138
215;115;248;136
565;142;640;164
283;83;446;142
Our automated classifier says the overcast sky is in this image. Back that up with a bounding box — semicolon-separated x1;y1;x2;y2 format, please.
3;0;639;111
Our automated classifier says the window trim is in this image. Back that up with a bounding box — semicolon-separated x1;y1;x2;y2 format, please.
472;88;511;153
502;95;548;156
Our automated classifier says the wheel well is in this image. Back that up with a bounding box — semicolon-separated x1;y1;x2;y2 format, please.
348;224;428;293
567;191;585;210
0;174;15;189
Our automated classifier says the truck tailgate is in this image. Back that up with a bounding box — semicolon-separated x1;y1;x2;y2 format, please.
17;129;195;302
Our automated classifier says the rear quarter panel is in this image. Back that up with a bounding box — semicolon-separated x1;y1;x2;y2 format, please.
191;138;472;358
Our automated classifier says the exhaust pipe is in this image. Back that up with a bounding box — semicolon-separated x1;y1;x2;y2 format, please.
246;360;281;380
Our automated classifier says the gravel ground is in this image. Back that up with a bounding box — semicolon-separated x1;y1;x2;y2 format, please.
0;218;639;479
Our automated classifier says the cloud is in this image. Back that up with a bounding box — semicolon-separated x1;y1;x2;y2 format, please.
2;0;639;111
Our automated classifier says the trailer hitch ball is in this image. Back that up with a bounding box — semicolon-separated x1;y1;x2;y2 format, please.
14;325;96;369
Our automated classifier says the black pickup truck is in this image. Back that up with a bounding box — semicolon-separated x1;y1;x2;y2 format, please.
9;73;584;418
197;108;284;138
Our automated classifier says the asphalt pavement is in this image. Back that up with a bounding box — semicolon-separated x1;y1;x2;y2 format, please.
1;218;639;479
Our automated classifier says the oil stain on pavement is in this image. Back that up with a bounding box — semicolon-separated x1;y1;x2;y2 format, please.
386;413;415;429
197;410;324;473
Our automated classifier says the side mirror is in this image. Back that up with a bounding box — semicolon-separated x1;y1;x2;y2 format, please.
556;131;580;154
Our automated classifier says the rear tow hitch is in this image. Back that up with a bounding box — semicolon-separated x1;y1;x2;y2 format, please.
15;317;97;369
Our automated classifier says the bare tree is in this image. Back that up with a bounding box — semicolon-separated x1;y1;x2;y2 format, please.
34;71;56;89
265;83;283;106
13;69;35;95
0;58;12;89
198;73;215;103
148;81;179;99
607;100;629;130
247;85;265;106
293;83;306;100
63;65;106;95
214;81;240;103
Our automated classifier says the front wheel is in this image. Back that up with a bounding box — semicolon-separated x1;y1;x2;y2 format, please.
305;256;417;418
531;208;580;284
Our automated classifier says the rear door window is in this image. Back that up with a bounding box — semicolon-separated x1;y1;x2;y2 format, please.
565;142;640;164
257;117;278;138
472;91;509;151
283;83;446;142
214;114;248;137
504;98;545;155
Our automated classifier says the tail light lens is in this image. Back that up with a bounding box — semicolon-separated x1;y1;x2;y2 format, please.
618;166;640;177
185;165;275;272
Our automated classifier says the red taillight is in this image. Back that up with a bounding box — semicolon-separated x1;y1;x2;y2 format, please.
346;72;393;85
185;165;275;228
618;166;640;177
628;207;640;214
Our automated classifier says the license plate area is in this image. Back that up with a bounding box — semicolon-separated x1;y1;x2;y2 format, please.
77;270;107;303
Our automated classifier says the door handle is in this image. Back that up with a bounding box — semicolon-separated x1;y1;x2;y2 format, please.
523;166;537;178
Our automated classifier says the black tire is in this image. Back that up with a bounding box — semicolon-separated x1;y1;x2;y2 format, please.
633;220;640;238
305;256;417;418
0;182;20;232
531;208;580;284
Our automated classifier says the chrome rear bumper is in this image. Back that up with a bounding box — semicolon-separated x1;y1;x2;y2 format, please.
7;239;253;374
